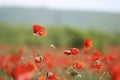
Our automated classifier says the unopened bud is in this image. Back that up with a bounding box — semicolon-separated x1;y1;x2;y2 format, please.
50;44;56;49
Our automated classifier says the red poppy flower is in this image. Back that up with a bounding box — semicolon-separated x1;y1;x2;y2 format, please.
47;72;60;80
38;75;46;80
10;54;21;64
93;49;101;56
64;50;72;55
0;78;5;80
91;63;103;70
73;61;86;69
90;55;100;61
32;24;47;37
83;38;93;49
11;62;36;80
64;48;80;55
70;48;80;55
102;54;118;63
110;65;120;80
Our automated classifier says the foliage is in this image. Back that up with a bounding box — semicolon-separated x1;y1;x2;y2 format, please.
0;23;119;51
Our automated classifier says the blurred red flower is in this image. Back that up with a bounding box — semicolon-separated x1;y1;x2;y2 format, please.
103;54;118;63
64;48;80;55
64;50;71;55
91;63;103;70
11;62;36;80
73;61;86;69
35;56;43;63
110;65;120;80
90;55;100;61
47;73;60;80
38;75;46;80
32;24;47;37
70;48;80;55
10;54;21;65
0;78;5;80
84;38;93;49
93;49;101;56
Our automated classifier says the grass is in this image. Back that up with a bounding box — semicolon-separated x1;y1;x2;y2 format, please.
0;23;120;52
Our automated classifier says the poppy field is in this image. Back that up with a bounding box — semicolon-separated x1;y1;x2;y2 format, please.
0;24;120;80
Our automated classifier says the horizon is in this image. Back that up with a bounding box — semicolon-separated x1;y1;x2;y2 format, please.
0;0;120;13
0;6;120;14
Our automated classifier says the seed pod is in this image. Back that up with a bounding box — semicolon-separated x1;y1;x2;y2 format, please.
40;56;43;62
94;60;100;64
46;72;53;77
46;72;49;76
50;44;56;49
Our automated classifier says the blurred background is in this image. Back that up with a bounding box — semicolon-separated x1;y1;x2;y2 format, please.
0;0;120;53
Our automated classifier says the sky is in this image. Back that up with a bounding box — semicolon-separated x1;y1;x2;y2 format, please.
0;0;120;12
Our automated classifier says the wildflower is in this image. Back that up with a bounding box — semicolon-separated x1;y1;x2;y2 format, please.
90;55;100;61
32;24;47;37
70;48;80;55
89;50;101;61
38;75;46;80
0;78;5;80
73;61;86;69
110;65;120;80
93;49;101;56
103;54;118;64
11;62;36;80
83;38;93;49
64;50;71;55
64;48;80;55
91;61;103;70
10;54;21;65
46;72;60;80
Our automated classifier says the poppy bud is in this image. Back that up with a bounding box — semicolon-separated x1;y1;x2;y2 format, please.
50;44;56;49
40;56;43;62
35;56;43;63
46;72;53;77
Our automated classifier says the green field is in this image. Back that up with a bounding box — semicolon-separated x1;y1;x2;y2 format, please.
0;23;120;52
